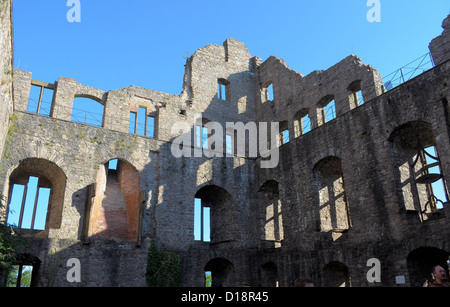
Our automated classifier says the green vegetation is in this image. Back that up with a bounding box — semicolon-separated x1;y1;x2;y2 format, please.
145;240;181;287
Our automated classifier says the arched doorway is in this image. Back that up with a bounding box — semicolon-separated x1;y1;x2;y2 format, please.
407;247;449;287
204;258;234;287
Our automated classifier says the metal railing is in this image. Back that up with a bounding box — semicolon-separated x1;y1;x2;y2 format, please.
383;52;435;91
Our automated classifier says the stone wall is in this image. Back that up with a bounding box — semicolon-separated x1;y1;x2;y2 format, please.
0;9;449;287
256;59;450;286
0;0;13;165
429;14;450;66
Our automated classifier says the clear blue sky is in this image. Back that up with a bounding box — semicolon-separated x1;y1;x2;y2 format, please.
12;1;449;95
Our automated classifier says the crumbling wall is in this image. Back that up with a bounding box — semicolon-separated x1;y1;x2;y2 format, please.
429;14;450;65
255;55;383;133
1;10;450;286
0;0;13;162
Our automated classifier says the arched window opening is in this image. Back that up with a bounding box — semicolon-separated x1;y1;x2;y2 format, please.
389;121;448;222
6;158;66;234
323;262;351;287
317;95;336;125
313;157;351;241
348;80;364;107
294;109;311;138
71;96;105;127
260;262;278;287
407;247;449;287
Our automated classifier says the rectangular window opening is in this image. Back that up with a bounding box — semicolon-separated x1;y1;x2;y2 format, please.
129;112;137;134
7;176;51;231
226;134;233;155
147;116;155;138
136;107;147;136
108;159;118;170
218;83;227;101
194;198;210;242
7;265;33;287
266;83;274;101
356;90;364;105
302;115;311;134
325;100;336;122
282;130;289;144
205;271;212;287
425;146;447;209
27;85;54;117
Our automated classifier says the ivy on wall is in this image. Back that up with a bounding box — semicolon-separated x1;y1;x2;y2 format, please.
145;240;181;287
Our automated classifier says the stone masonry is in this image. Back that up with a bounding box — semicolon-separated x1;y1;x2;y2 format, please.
0;0;449;287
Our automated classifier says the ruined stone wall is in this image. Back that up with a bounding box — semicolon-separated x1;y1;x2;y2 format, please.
1;9;450;286
429;14;450;66
255;58;450;286
255;55;383;133
0;38;262;286
0;0;13;164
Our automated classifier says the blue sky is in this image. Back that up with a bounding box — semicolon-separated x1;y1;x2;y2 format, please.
12;1;449;95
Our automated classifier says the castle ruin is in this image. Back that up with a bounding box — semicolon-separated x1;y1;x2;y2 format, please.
1;1;450;287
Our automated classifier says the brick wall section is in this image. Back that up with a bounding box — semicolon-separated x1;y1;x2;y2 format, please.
118;161;140;241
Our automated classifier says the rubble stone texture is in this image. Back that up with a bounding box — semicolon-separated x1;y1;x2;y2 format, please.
0;1;449;286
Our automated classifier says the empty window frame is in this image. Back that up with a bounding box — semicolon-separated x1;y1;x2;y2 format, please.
259;180;284;247
313;157;351;240
412;143;448;214
226;134;233;155
261;81;274;102
129;112;137;134
6;176;51;231
324;100;336;122
348;80;364;107
195;125;209;149
194;198;211;242
294;109;311;137
217;79;230;101
6;265;34;287
195;186;234;244
27;82;55;117
279;121;289;145
389;121;448;221
129;107;155;138
302;114;312;134
318;96;336;125
423;146;447;210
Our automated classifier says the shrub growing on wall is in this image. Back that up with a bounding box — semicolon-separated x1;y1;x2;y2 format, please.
145;240;181;287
